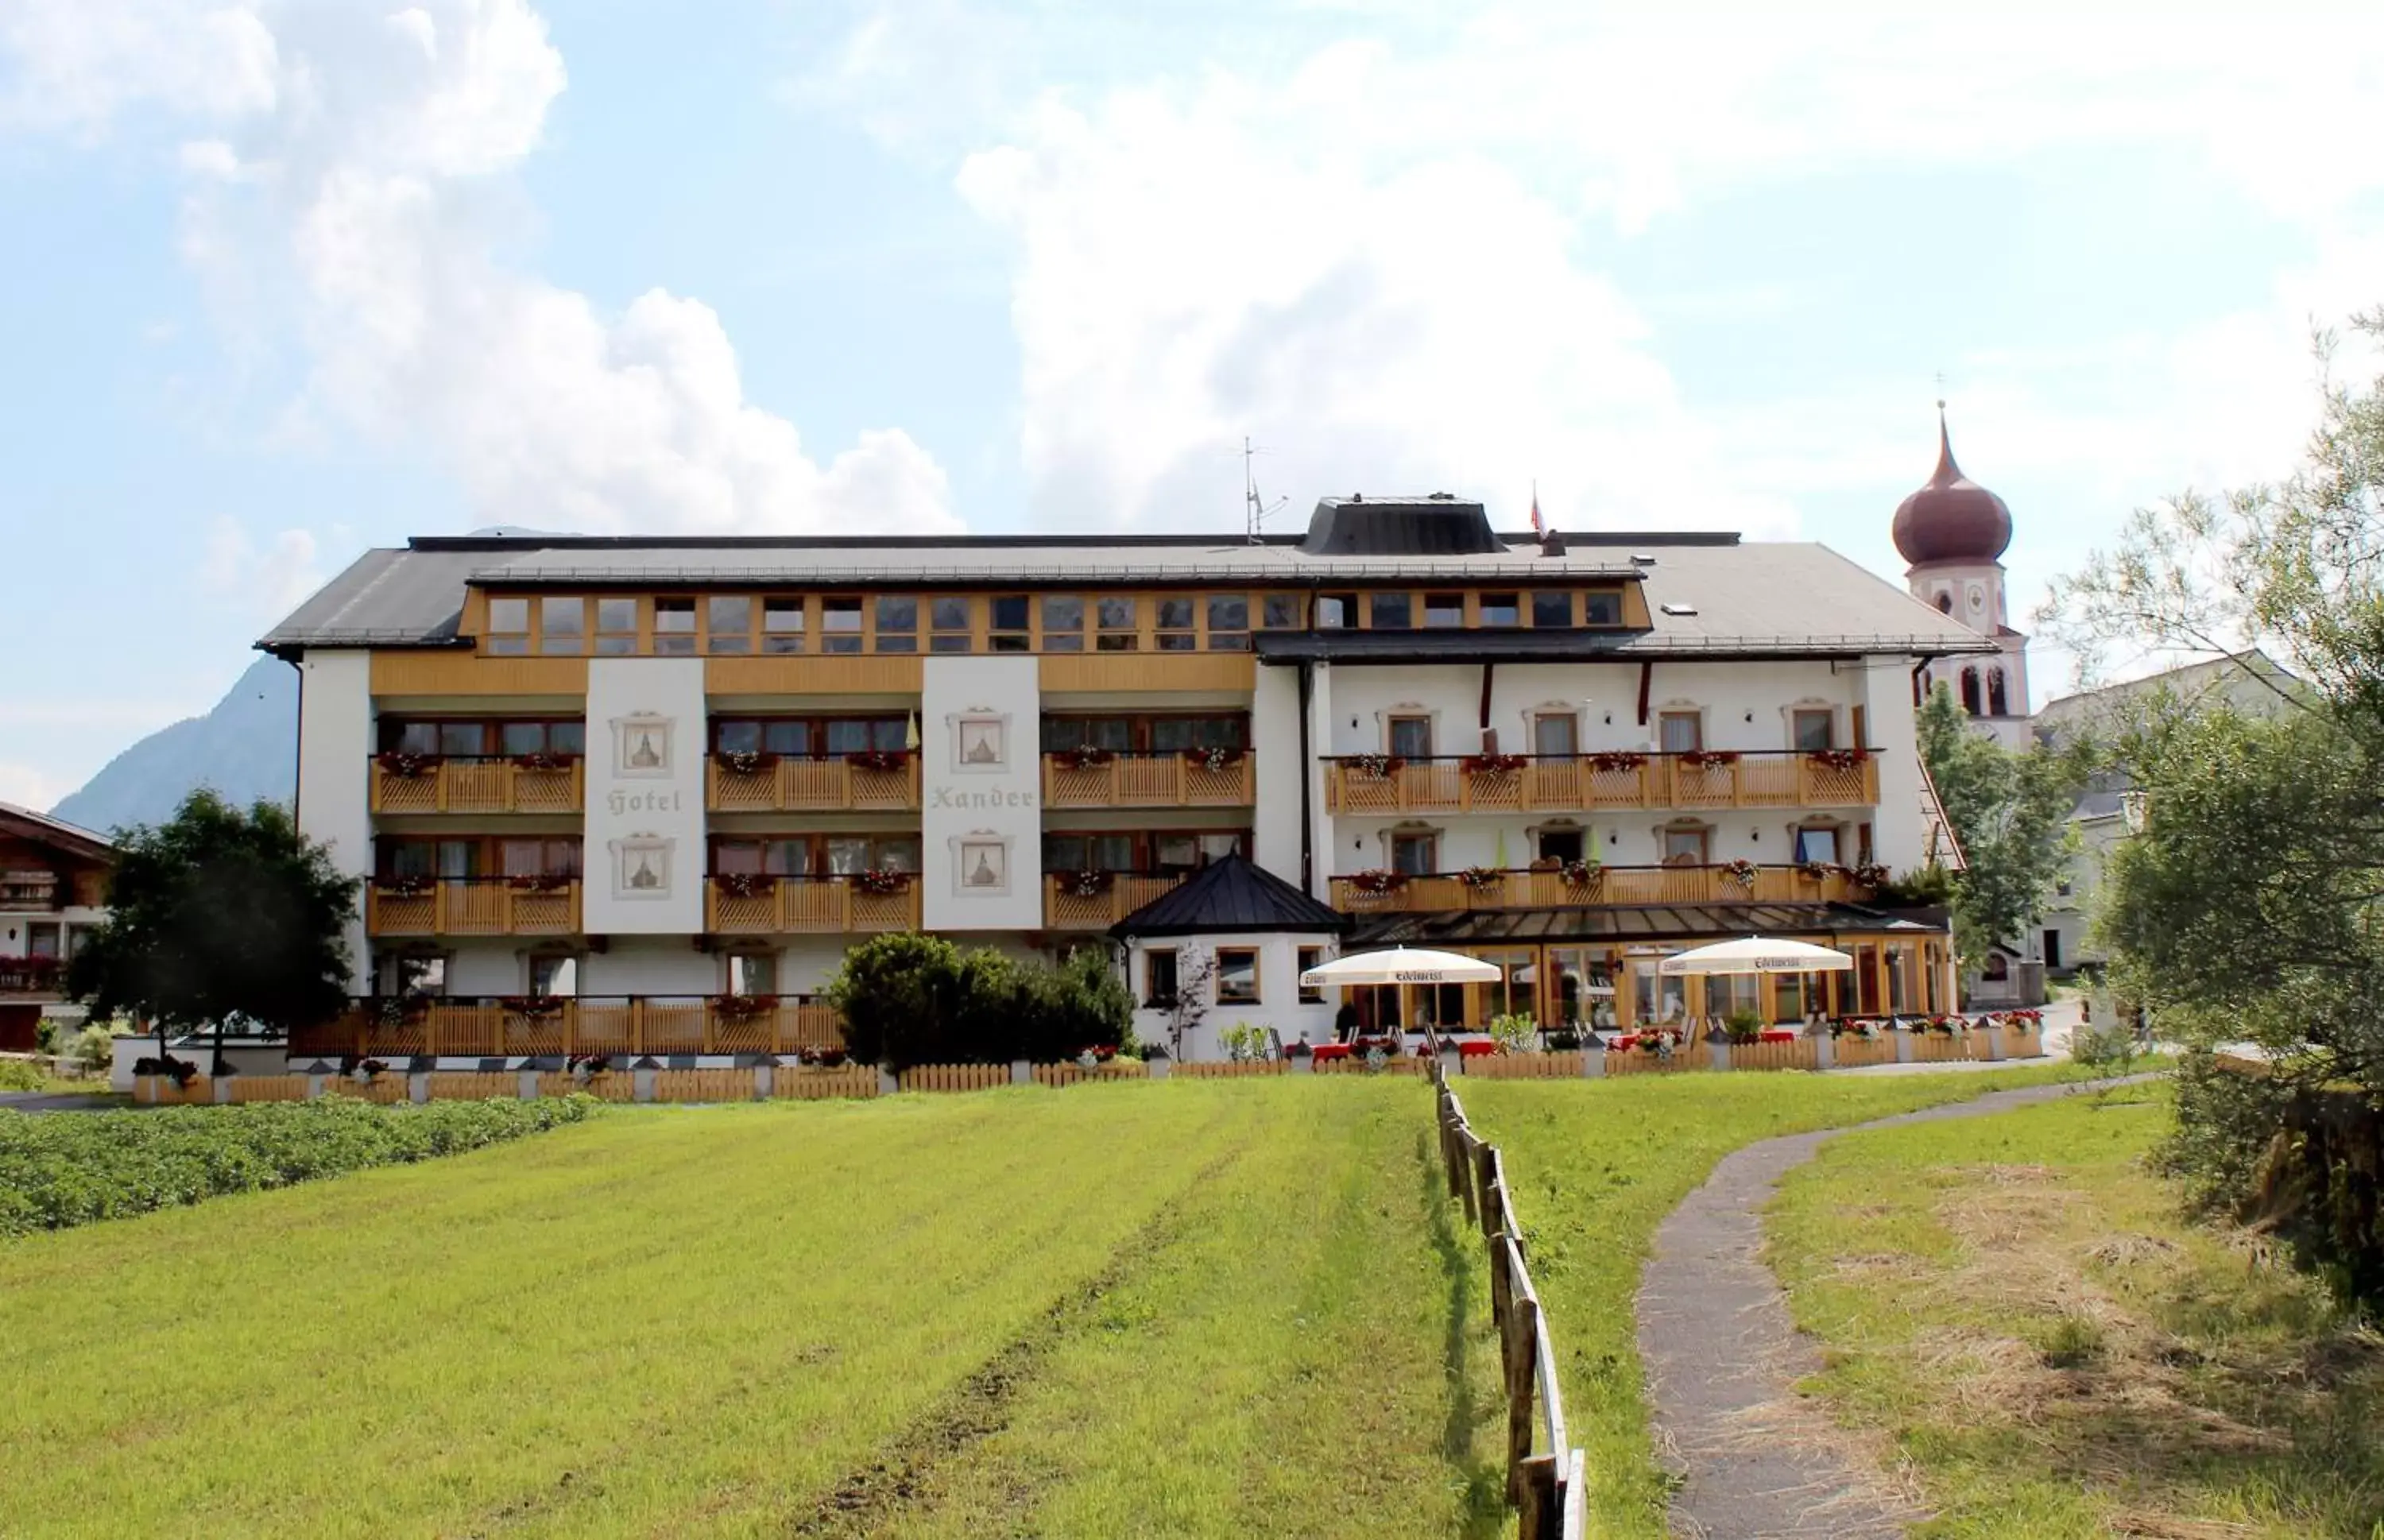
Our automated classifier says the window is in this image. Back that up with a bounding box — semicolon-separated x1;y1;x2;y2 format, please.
1215;947;1260;1004
1197;831;1244;864
2042;929;2062;970
713;718;810;756
1150;716;1244;752
1960;666;1983;717
1155;597;1197;651
1153;834;1202;871
825;836;918;874
1298;946;1324;1004
654;598;697;656
822;717;905;754
1793;826;1840;865
1792;709;1835;751
1206;594;1250;651
1390;829;1438;875
762;596;806;653
500;838;580;877
714;838;811;876
1581;590;1624;626
1097;596;1140;651
1144;948;1179;1006
1370;592;1412;629
874;595;918;652
1529;590;1573;628
438;722;485;756
1423;593;1465;628
1041;716;1133;753
1262;594;1302;629
989;594;1031;652
486;596;531;655
387;954;447;998
727;953;776;996
1044;833;1136;872
499;721;585;757
594;598;638;655
1479;592;1519;626
1772;972;1805;1025
25;922;60;959
1535;826;1584;862
1387;714;1433;758
1658;710;1702;753
704;596;750;655
529;954;578;997
931;596;973;653
1987;668;2011;717
1662;826;1709;865
1041;594;1085;651
821;598;863;653
1532;713;1578;756
1317;593;1357;629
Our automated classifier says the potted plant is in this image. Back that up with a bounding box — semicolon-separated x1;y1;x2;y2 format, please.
1346;753;1402;778
715;870;777;900
1061;869;1114;899
377;874;435;896
374;751;439;778
1724;1009;1763;1045
1589;751;1647;772
853;868;912;897
1456;865;1506;892
512;750;570;772
1558;857;1603;890
1720;857;1759;891
1460;753;1526;778
713;748;780;776
1051;746;1115;771
1679;749;1740;770
846;749;909;773
567;1052;610;1084
1183;745;1244;772
1809;747;1871;771
1849;861;1890;888
1349;868;1408;895
715;993;777;1025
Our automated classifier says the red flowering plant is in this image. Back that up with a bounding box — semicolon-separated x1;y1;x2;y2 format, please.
498;995;565;1019
1183;745;1244;772
1850;861;1890;888
374;752;440;778
1060;869;1113;899
377;874;435;896
795;1045;849;1068
507;872;574;892
1809;747;1871;771
1461;753;1526;778
1678;749;1740;770
712;749;780;776
354;1057;392;1083
512;751;571;772
714;871;777;900
1589;751;1647;772
567;1052;610;1078
1720;858;1759;890
1798;861;1836;883
1456;865;1507;891
852;868;912;897
846;749;910;773
1050;746;1116;771
1348;868;1409;895
1345;753;1403;778
714;993;777;1023
1559;858;1603;889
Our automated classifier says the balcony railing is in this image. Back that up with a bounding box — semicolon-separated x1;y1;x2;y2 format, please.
1322;750;1880;815
366;879;582;937
1041;750;1256;808
706;876;923;934
1043;872;1193;929
706;754;921;812
291;995;846;1060
370;756;584;814
1328;863;1875;913
0;958;63;996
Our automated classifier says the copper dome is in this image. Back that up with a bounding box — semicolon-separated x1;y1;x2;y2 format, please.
1893;413;2011;566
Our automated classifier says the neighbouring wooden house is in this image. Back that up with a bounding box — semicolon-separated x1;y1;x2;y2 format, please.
0;803;114;1051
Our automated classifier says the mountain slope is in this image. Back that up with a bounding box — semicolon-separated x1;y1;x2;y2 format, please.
51;657;296;835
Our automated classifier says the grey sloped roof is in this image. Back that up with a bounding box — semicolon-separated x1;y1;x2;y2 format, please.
1109;856;1350;938
255;528;1994;659
1346;900;1944;946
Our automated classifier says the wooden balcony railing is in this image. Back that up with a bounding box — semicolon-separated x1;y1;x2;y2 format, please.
706;755;921;812
1322;750;1880;815
706;876;923;934
0;958;63;996
370;756;584;814
1043;873;1193;929
291;995;847;1060
1329;864;1874;913
1041;751;1256;807
366;880;582;937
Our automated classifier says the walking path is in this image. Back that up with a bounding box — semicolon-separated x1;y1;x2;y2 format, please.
1635;1076;2136;1539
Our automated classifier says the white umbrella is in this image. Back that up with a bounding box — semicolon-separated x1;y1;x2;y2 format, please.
1301;947;1502;987
1658;936;1854;977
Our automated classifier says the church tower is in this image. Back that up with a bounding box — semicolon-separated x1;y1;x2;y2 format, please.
1897;407;2032;749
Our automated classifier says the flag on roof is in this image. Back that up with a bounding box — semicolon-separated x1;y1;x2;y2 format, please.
1530;482;1546;540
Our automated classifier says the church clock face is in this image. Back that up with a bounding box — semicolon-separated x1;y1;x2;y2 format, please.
1967;582;1986;617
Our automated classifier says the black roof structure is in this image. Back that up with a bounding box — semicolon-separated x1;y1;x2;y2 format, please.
1111;856;1352;938
1345;902;1945;947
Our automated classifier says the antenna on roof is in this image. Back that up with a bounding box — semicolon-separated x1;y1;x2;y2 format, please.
1243;435;1287;544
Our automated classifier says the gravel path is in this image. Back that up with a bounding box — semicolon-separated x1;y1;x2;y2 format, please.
1635;1078;2138;1539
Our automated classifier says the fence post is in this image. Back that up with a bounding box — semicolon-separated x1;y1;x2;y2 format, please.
754;1062;774;1098
1894;1027;1915;1064
1581;1040;1604;1077
1011;1059;1031;1085
1487;1228;1515;1335
632;1062;657;1103
1476;1144;1504;1242
1709;1037;1730;1072
1148;1056;1171;1080
408;1071;429;1105
1505;1297;1542;1503
1984;1023;2007;1061
1515;1453;1561;1540
877;1063;900;1096
517;1068;539;1100
1814;1031;1836;1070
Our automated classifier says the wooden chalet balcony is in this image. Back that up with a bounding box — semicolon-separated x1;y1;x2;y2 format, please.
1328;863;1875;913
292;995;846;1060
706;876;922;934
1043;872;1191;929
366;879;582;937
706;754;920;812
370;756;584;814
1040;750;1255;808
1322;750;1880;815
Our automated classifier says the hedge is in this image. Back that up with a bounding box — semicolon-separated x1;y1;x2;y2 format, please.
0;1095;600;1239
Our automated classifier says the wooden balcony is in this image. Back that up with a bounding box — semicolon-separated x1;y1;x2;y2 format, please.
1041;751;1256;808
1328;864;1874;913
366;880;582;937
705;876;922;934
1322;750;1880;815
370;756;584;814
706;755;920;812
292;995;847;1060
0;958;63;998
1042;873;1191;929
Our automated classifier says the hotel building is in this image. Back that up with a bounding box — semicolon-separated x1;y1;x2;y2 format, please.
263;491;1993;1062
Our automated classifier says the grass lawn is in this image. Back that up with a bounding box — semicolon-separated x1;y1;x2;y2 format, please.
1767;1086;2384;1538
1456;1062;2088;1539
0;1079;1503;1538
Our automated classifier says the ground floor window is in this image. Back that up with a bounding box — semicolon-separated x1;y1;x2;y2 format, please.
528;954;578;996
377;954;447;997
726;953;776;996
1297;946;1323;1004
1144;948;1178;1007
1476;949;1535;1023
1215;947;1260;1004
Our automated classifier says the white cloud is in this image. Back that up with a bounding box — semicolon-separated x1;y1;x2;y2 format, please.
6;0;957;537
0;762;66;813
0;0;277;132
201;517;323;617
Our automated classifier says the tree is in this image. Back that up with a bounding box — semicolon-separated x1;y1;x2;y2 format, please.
2040;311;2384;1302
1915;681;2084;962
64;790;358;1074
822;932;1132;1070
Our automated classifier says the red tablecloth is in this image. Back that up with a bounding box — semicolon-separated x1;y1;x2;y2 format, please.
1759;1030;1796;1043
1310;1043;1353;1062
1457;1039;1499;1058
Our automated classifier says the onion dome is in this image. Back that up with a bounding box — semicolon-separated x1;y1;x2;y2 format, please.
1892;408;2011;566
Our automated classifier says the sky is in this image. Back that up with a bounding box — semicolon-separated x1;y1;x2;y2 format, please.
4;0;2382;811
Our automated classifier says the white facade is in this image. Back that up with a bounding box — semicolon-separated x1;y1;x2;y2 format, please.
583;658;708;935
295;652;374;992
1124;931;1341;1062
920;656;1045;931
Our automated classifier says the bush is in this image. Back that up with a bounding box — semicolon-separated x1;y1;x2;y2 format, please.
823;933;1132;1070
1487;1012;1538;1052
70;1025;115;1073
0;1060;43;1093
1724;1010;1764;1045
34;1019;60;1054
0;1095;599;1239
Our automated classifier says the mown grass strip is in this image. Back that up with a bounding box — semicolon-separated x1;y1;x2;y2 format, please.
0;1095;599;1237
1767;1087;2384;1539
1457;1062;2085;1539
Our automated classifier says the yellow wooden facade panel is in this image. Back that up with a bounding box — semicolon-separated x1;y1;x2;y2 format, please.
705;656;925;695
1039;654;1256;694
370;652;589;697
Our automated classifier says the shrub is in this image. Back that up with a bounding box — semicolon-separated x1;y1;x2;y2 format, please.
0;1060;43;1093
1487;1012;1539;1052
34;1019;60;1054
70;1025;115;1073
823;933;1132;1070
1724;1010;1764;1045
0;1096;599;1239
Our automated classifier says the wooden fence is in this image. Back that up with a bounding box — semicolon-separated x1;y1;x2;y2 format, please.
1430;1060;1588;1540
1465;1051;1587;1080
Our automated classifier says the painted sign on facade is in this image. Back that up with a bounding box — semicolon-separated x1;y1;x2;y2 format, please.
921;656;1043;930
582;658;706;935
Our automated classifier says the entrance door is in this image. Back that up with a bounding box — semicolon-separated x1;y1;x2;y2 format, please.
2042;928;2062;970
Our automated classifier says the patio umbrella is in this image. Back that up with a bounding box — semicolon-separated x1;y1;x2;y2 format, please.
1300;947;1502;987
1657;936;1853;976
